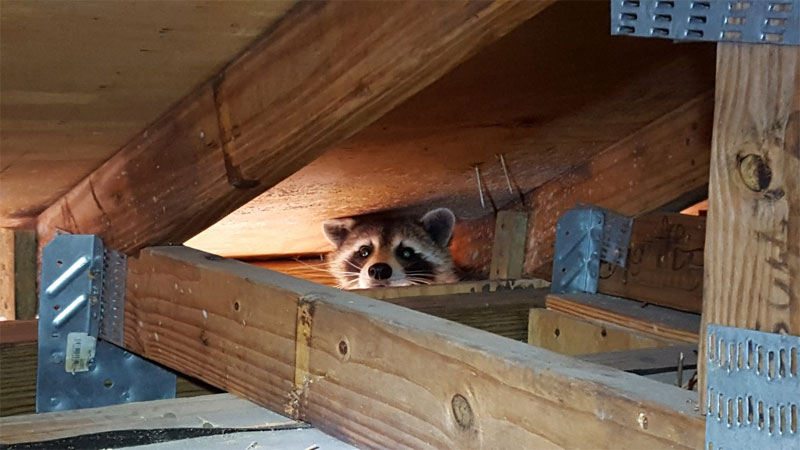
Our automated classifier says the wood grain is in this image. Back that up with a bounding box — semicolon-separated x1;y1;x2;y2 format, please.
598;213;706;313
0;229;36;320
124;246;703;449
0;393;298;444
524;93;714;278
0;0;296;222
489;211;529;280
36;0;555;254
528;309;679;356
546;293;700;344
699;43;800;401
186;1;715;261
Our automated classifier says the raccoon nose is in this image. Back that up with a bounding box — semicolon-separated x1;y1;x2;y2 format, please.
368;263;392;280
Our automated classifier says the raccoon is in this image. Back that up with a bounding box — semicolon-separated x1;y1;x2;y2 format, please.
322;208;460;289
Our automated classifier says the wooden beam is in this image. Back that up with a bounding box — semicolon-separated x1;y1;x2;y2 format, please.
35;0;555;253
700;44;800;400
528;309;680;356
524;93;714;278
598;212;706;313
0;229;37;320
546;293;700;344
124;246;702;449
489;211;529;280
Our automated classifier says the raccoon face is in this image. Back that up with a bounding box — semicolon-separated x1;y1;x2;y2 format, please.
323;208;459;289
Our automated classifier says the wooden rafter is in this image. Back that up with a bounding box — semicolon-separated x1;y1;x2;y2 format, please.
122;246;703;449
36;0;555;253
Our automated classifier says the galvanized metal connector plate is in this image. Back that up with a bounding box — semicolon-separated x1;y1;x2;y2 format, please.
37;234;175;412
551;205;633;294
706;324;800;449
611;0;800;46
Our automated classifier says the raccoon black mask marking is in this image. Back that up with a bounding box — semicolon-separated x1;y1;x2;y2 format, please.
322;208;459;289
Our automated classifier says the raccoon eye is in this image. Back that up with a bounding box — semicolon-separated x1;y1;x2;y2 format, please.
358;245;372;258
397;246;415;260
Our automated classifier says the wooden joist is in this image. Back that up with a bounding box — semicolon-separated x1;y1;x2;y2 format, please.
528;309;681;356
489;211;529;280
546;293;700;344
699;44;800;399
597;213;705;313
0;228;37;320
35;0;555;253
122;246;702;449
524;93;713;278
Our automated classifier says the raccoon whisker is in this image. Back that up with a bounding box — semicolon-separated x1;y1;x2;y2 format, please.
289;258;340;274
343;259;364;272
405;277;433;285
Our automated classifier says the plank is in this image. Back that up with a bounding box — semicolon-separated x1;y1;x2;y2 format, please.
0;1;297;223
528;309;680;356
0;228;36;320
524;93;714;278
598;213;706;313
489;211;529;280
36;0;555;254
546;293;700;344
0;393;297;444
123;246;703;449
699;44;800;400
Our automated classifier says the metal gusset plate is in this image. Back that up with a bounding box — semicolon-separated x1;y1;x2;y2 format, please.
706;324;800;449
551;205;633;294
37;234;175;413
611;0;800;46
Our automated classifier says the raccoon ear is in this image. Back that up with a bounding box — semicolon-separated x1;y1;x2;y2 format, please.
420;208;455;247
322;218;356;247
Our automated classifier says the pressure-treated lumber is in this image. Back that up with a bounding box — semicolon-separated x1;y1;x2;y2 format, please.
598;213;705;313
524;93;713;278
528;309;680;356
700;44;800;401
489;211;529;280
123;246;702;449
546;293;700;344
0;228;37;319
36;0;554;253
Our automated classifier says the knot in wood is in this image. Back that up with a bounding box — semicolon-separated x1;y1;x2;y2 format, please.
737;154;771;192
451;394;474;429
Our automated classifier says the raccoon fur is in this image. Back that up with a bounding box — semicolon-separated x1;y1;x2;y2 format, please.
322;208;460;289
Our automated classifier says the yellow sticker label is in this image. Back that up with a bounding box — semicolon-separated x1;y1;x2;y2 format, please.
65;332;96;373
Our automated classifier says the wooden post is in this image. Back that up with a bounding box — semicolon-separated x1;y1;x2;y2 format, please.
0;229;37;320
700;43;799;402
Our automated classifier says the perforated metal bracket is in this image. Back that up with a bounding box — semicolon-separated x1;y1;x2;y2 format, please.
611;0;800;46
37;234;176;412
706;324;800;449
551;205;633;294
